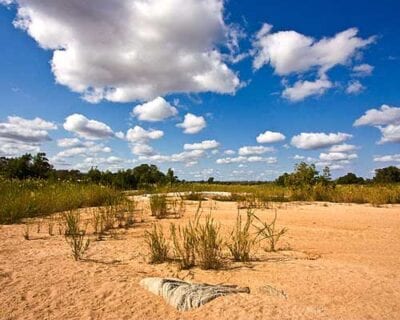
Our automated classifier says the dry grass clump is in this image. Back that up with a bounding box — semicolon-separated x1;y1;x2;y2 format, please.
149;195;168;219
145;224;169;264
227;209;254;262
170;222;196;269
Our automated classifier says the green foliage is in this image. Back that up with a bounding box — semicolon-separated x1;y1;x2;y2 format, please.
227;209;255;262
145;224;169;264
336;172;365;184
374;166;400;183
170;222;196;269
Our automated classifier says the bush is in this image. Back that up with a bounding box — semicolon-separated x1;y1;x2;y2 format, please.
170;222;196;269
63;210;90;261
253;210;287;252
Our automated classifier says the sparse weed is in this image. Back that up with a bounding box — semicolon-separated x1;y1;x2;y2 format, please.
170;222;196;269
63;210;90;260
149;195;168;219
253;210;288;252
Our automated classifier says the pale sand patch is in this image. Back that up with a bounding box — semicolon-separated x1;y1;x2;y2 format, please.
0;201;399;319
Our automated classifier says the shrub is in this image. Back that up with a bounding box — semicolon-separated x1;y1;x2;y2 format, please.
145;224;169;264
149;195;168;219
227;209;255;262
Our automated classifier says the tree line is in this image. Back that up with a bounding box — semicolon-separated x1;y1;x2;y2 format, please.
0;154;399;188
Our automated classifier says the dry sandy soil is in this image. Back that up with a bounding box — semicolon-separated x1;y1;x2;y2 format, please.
1;199;399;320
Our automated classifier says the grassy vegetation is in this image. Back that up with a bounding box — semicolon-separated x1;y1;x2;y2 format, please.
153;183;400;205
0;179;122;224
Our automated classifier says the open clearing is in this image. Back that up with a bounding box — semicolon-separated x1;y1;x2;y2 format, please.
1;200;399;320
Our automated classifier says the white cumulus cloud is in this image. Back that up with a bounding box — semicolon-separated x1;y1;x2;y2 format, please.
291;132;352;150
5;0;240;102
64;114;115;140
256;130;285;143
177;113;206;134
184;140;219;150
238;146;274;156
132;97;178;122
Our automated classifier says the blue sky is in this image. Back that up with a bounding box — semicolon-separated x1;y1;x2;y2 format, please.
0;0;399;180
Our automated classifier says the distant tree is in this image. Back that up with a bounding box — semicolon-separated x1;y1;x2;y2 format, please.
275;172;290;186
207;177;215;184
4;154;33;179
31;152;53;178
87;167;102;184
287;162;319;188
166;168;177;186
133;164;166;187
336;172;364;184
373;166;400;183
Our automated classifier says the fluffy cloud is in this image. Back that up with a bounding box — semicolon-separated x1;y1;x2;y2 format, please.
184;140;219;150
177;113;206;134
252;24;374;101
224;149;236;155
291;132;352;150
5;0;240;102
125;126;164;143
378;125;400;144
354;104;400;144
346;80;365;94
216;156;277;164
354;104;400;126
125;125;164;156
373;154;400;162
0;116;56;143
54;140;111;158
253;25;374;75
329;144;358;152
64;114;115;140
319;152;358;162
282;77;333;101
256;130;285;143
352;63;374;77
238;146;274;156
141;149;205;165
0;116;57;157
132;97;178;122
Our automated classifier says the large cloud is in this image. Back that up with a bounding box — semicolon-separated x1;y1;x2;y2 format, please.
238;146;274;156
5;0;240;102
291;132;352;150
132;97;178;122
252;24;374;101
64;114;115;140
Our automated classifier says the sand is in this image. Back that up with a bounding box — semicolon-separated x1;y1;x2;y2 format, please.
1;200;399;320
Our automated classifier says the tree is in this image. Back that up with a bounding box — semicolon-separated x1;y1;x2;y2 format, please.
373;166;400;183
336;172;364;184
207;177;215;184
287;162;319;188
4;154;33;179
166;168;177;186
31;152;53;178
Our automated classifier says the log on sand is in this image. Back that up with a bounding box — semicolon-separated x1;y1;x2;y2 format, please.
140;277;250;311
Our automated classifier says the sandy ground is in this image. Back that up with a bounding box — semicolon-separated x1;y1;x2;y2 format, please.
1;200;400;320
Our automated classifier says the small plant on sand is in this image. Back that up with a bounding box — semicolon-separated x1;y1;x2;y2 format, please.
149;195;168;219
63;210;90;261
170;222;196;269
47;218;55;236
253;210;287;252
145;224;169;263
227;209;255;262
194;214;223;270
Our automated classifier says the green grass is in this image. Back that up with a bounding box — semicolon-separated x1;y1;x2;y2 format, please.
0;179;122;224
